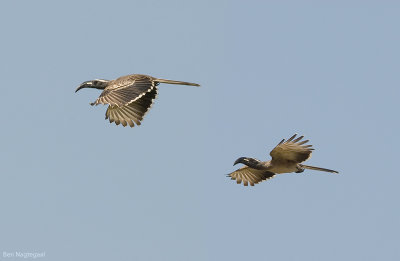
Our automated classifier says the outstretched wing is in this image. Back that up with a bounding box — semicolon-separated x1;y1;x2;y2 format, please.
105;86;158;127
270;134;314;163
227;166;275;186
93;74;157;106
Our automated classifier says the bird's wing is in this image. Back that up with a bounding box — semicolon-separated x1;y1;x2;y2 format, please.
227;166;275;186
105;86;158;127
93;75;156;107
269;134;314;163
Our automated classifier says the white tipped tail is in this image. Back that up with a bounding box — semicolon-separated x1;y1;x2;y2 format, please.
300;164;339;174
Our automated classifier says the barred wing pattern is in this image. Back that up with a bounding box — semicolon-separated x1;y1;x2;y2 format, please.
105;86;157;127
76;74;200;127
92;75;156;106
270;134;314;163
227;166;275;186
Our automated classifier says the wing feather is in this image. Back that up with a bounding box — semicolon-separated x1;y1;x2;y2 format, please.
227;166;275;186
270;134;314;163
105;86;158;127
93;75;156;106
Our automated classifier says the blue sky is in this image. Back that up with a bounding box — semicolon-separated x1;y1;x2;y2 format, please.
1;1;399;260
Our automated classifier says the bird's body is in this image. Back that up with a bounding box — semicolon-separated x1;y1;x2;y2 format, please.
227;134;338;186
75;74;200;127
265;161;300;174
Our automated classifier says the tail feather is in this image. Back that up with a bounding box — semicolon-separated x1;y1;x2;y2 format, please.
300;164;339;174
155;78;200;87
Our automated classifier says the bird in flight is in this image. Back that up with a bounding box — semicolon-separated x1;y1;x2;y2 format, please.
227;134;338;186
75;74;200;127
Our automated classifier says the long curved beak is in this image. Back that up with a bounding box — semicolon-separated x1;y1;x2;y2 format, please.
233;157;247;166
75;83;88;93
75;80;109;93
75;86;83;93
233;158;241;166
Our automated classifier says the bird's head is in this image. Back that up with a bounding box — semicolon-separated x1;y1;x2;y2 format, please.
75;79;110;92
233;157;262;168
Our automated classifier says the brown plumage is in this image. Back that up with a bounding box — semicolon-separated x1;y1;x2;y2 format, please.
227;134;338;186
75;74;200;127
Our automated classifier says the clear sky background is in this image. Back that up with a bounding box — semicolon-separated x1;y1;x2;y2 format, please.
0;1;399;260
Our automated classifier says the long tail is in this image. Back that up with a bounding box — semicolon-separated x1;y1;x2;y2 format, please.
299;164;339;174
155;78;200;87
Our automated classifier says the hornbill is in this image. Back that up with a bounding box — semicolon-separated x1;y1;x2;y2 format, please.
75;74;200;127
227;134;338;186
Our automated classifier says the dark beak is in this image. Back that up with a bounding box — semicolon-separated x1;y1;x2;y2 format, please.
233;157;244;166
75;83;89;93
75;80;108;93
